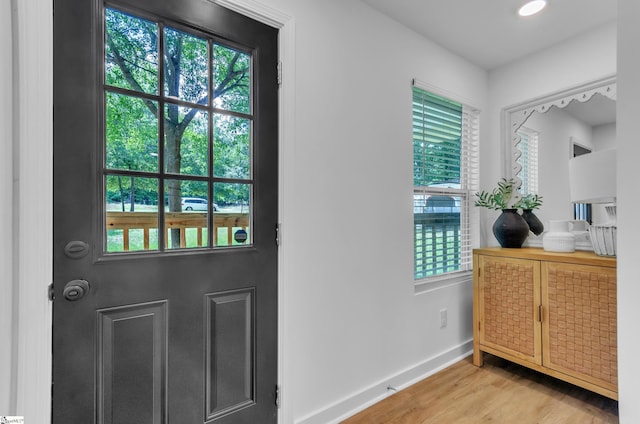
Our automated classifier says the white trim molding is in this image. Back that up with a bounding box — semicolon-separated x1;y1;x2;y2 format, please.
0;0;15;415
12;0;53;421
415;272;472;295
212;0;291;28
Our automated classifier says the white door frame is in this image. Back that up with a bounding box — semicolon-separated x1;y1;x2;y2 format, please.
9;0;294;422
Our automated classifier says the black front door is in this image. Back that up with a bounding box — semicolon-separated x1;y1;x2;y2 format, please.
52;0;278;422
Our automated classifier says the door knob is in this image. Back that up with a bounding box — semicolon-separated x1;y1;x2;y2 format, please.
63;279;90;301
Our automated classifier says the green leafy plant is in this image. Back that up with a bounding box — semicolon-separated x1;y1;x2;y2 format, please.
515;193;543;210
474;178;519;210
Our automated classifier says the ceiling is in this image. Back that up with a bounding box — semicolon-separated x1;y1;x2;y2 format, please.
361;0;617;70
562;93;616;127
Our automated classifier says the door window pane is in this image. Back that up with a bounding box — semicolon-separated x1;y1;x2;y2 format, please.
105;175;159;252
214;114;250;179
213;45;250;114
165;179;209;249
164;103;209;176
106;92;158;172
105;8;158;94
214;182;251;246
414;194;463;278
164;27;208;104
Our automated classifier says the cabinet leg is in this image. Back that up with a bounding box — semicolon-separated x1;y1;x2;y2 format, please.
473;349;483;367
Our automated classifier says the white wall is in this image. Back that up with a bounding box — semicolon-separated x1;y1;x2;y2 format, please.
591;122;617;225
258;1;488;421
617;0;640;421
487;22;616;246
593;123;617;151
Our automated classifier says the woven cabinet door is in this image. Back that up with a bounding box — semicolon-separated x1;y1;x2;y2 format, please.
478;256;542;365
542;262;618;393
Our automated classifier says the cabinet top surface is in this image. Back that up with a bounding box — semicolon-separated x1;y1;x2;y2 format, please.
473;247;616;267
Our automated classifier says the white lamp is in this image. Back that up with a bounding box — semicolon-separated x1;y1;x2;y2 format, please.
568;148;617;256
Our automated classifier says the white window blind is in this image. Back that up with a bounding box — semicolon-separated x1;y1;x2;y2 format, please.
516;127;539;195
412;85;479;281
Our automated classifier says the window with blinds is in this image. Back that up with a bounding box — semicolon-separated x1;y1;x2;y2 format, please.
516;127;539;196
412;86;479;281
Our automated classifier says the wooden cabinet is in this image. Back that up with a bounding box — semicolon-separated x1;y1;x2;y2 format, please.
473;247;617;399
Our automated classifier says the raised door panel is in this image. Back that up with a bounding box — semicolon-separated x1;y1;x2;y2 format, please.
542;262;617;393
205;288;256;421
97;301;168;424
478;255;542;365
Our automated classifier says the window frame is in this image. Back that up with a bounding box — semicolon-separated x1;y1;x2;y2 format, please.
516;126;539;196
411;80;480;292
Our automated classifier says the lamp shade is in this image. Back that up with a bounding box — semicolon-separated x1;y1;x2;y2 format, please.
568;149;616;204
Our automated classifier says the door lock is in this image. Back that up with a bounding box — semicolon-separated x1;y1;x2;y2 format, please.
63;240;90;259
63;279;90;301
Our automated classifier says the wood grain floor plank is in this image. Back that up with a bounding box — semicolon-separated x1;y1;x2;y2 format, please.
342;355;618;424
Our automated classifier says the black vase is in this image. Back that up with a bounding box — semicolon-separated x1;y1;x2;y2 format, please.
492;209;530;248
521;209;544;236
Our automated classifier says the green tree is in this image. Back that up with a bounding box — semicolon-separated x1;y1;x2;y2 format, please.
105;93;159;211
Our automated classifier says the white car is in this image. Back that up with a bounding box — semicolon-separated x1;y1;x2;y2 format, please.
181;197;218;211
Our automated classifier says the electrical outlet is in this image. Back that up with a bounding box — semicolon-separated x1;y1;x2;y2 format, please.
440;309;447;328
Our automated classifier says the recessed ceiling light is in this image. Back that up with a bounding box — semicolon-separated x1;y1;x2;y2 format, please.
518;0;547;17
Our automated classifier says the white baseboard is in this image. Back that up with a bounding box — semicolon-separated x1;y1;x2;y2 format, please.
295;340;474;424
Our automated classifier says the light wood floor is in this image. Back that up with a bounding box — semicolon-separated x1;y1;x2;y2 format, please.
342;354;618;424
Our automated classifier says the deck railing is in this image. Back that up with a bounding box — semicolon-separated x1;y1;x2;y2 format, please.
414;212;462;279
106;212;249;251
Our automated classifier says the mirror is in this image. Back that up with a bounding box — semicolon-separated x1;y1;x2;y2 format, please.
502;75;616;248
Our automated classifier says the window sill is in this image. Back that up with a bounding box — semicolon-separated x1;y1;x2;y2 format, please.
414;270;472;295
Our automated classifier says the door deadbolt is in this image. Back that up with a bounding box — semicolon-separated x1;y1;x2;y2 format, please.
63;279;90;301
